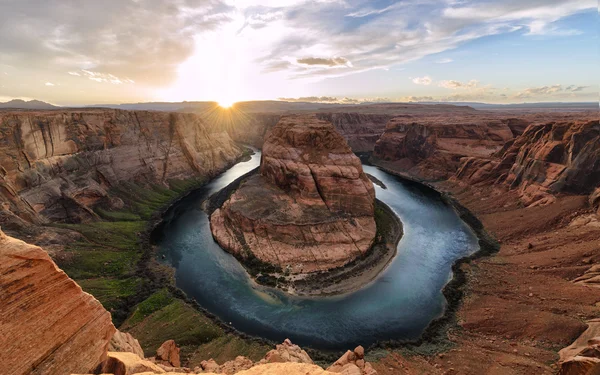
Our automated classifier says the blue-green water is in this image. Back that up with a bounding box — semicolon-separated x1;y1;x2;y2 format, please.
154;151;479;349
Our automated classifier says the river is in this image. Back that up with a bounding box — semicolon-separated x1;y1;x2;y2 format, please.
153;150;479;350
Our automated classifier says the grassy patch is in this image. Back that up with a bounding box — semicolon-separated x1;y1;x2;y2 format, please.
125;298;224;358
95;207;142;222
78;277;142;312
187;335;270;366
125;288;175;326
51;176;270;364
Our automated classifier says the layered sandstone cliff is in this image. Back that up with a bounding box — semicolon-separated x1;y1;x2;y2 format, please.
0;229;115;375
0;110;242;223
372;115;515;180
456;120;600;206
210;115;376;274
315;113;391;152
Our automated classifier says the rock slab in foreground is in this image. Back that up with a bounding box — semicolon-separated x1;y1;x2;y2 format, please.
211;115;376;273
0;229;115;375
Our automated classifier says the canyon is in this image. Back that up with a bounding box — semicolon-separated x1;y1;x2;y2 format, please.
0;109;242;224
210;114;378;276
0;104;598;375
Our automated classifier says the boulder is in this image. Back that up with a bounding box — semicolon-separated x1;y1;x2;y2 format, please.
95;352;165;375
155;339;181;368
559;319;600;374
0;229;115;375
327;346;377;375
263;339;313;364
109;331;145;359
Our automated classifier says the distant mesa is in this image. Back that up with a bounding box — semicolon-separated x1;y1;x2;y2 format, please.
210;114;377;274
0;99;58;110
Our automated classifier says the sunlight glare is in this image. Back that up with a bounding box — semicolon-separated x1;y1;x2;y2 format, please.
218;99;235;108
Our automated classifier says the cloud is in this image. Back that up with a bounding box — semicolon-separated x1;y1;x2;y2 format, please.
515;84;563;98
67;71;81;76
45;82;55;86
412;76;433;85
346;4;398;18
78;70;134;84
279;96;339;102
438;79;479;89
296;57;352;67
277;96;388;104
436;58;454;64
565;85;589;92
256;0;594;81
402;96;435;102
0;0;233;86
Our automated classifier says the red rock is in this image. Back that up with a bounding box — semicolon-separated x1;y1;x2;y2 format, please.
95;351;165;375
263;339;313;364
456;120;600;207
372;115;515;180
109;330;145;359
156;339;181;368
211;115;376;274
0;229;115;375
559;319;600;374
0;109;242;223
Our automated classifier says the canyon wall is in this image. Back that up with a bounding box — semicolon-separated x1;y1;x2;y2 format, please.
0;110;242;223
315;113;391;152
211;115;376;274
0;229;115;375
372;116;516;180
218;111;391;152
456;120;600;206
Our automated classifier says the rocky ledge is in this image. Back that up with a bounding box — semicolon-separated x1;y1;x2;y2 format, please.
210;115;377;275
456;120;600;207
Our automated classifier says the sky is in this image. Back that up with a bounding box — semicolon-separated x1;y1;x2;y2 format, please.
0;0;597;106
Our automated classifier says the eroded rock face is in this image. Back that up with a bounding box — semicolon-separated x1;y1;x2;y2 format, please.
372;116;515;180
0;109;242;223
262;339;313;364
456;120;600;206
0;229;115;375
591;188;600;215
109;330;145;359
211;115;376;274
558;319;600;375
315;113;391;152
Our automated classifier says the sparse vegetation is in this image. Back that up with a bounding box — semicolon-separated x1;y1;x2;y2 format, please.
52;164;269;362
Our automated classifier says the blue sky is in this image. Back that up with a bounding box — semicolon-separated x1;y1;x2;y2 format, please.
0;0;597;105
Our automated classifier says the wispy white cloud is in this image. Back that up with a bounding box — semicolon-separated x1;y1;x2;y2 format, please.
438;79;479;89
436;58;454;64
72;70;135;84
44;82;55;86
412;76;433;85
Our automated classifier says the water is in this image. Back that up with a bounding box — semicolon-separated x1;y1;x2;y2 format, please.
154;151;479;350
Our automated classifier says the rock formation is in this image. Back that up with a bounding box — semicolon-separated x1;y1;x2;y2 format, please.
0;109;242;223
327;346;377;375
456;120;600;206
558;319;600;375
210;115;376;273
591;188;600;215
372;115;515;180
262;339;313;364
0;229;115;375
315;113;392;152
109;331;145;359
155;340;181;368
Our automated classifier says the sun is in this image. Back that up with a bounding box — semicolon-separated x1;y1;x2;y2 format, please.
218;99;235;108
